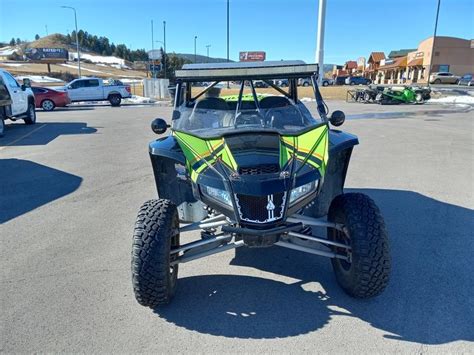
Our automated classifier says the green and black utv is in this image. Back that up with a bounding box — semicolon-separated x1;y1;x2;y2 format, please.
131;61;391;308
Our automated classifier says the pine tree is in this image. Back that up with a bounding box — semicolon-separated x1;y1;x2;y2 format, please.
9;38;15;46
35;34;40;40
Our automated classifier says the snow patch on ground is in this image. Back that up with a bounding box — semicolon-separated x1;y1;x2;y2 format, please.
0;46;20;56
61;63;115;76
69;52;127;66
119;78;143;84
15;75;64;83
428;95;474;105
1;62;24;67
124;95;156;104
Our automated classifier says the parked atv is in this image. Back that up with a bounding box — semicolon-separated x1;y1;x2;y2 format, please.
131;61;391;309
376;86;430;104
361;85;385;103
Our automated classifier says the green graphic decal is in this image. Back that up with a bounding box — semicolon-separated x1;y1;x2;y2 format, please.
174;131;238;182
280;125;329;175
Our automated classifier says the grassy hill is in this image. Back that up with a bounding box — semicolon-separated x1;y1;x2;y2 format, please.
28;34;72;49
175;53;233;64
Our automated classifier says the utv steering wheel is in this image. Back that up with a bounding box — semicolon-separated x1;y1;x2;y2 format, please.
264;105;303;128
234;111;265;128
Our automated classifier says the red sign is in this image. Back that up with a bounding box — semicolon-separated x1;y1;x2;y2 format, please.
239;51;266;62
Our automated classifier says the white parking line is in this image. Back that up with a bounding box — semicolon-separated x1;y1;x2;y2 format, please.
0;124;47;151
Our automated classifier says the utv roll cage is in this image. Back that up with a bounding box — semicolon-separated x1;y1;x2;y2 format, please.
173;60;329;121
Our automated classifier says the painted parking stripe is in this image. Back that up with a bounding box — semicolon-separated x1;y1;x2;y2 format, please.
0;124;47;151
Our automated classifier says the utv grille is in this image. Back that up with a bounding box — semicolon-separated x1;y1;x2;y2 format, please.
239;164;280;175
235;192;286;224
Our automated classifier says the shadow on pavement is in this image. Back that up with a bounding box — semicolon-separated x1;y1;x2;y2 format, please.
0;122;97;146
346;106;472;120
39;107;96;112
0;159;82;223
155;189;474;343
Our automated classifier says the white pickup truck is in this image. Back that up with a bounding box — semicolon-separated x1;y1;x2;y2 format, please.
60;77;131;106
0;69;36;136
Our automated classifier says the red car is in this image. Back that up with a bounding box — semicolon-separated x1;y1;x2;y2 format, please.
32;87;71;111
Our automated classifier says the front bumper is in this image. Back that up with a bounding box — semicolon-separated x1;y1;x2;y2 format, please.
222;222;303;247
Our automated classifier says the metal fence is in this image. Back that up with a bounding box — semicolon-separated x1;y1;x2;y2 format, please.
143;78;170;99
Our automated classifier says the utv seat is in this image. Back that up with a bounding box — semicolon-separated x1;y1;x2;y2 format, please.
259;96;291;109
195;97;230;111
226;100;257;110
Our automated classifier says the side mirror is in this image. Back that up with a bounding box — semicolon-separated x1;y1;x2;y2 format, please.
329;110;345;127
67;85;73;90
151;118;169;135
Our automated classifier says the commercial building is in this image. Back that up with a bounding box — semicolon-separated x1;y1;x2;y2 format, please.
366;36;473;84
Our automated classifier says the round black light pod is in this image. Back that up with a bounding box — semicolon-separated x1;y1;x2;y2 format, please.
151;118;169;134
329;110;345;126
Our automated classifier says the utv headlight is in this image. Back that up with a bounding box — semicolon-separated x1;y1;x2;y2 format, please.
202;185;232;207
290;180;318;204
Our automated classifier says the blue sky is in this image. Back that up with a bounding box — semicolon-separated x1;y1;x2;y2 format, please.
1;0;473;64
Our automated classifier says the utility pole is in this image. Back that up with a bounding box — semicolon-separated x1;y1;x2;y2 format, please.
206;45;211;62
315;0;326;85
45;25;48;36
151;20;155;79
427;0;441;87
227;0;230;88
194;36;197;63
163;21;167;79
61;6;81;77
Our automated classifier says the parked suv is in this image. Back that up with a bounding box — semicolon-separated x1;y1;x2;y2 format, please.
429;72;460;84
0;69;36;136
458;73;473;86
299;77;333;87
345;76;371;85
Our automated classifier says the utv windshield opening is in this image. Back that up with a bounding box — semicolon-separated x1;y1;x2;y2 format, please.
172;77;325;138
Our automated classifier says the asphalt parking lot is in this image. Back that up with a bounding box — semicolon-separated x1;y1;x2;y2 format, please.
1;101;473;352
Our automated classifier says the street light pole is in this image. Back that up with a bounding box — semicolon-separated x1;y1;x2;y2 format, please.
227;0;229;63
155;40;165;77
163;21;166;79
206;45;211;62
194;36;197;63
151;20;155;79
227;0;230;88
427;0;441;87
61;6;81;77
315;0;326;85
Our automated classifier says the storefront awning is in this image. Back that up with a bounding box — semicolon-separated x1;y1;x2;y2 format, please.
407;58;423;67
379;56;407;70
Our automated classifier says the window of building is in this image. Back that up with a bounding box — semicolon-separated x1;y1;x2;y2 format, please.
438;65;450;73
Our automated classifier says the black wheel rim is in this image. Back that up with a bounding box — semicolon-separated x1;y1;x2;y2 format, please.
333;229;352;271
169;216;180;287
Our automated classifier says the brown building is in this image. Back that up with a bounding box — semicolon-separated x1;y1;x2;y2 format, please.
364;52;385;82
406;36;474;84
372;36;473;84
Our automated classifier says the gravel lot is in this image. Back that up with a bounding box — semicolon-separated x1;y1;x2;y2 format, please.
1;101;473;353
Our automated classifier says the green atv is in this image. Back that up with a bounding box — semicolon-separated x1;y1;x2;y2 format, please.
375;85;430;104
131;61;391;309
